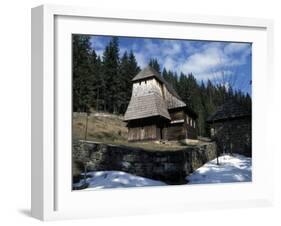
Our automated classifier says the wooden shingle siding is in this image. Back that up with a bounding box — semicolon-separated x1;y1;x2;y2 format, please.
124;93;171;121
132;78;162;97
124;65;198;142
163;85;186;109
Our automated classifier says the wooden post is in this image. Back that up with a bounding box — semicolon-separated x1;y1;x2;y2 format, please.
84;112;89;141
213;120;219;165
216;136;219;165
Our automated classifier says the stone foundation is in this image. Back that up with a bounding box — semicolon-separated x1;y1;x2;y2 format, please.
73;141;217;184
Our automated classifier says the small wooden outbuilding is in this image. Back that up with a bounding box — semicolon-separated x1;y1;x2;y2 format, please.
207;100;252;156
124;65;197;142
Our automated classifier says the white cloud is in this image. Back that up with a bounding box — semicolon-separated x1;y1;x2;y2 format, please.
182;42;199;54
90;36;107;50
161;40;182;56
130;40;251;84
89;35;251;85
143;40;160;56
163;57;177;71
223;82;230;91
136;39;185;68
119;47;127;57
134;52;147;68
180;45;227;74
224;43;250;55
193;71;232;82
95;50;103;58
177;42;251;82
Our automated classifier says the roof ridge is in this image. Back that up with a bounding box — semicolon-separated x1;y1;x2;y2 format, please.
132;65;183;101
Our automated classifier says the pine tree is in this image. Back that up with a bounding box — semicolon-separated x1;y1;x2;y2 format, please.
177;73;189;104
72;35;92;112
72;35;252;138
118;51;140;114
89;51;104;112
102;37;120;113
162;68;168;79
162;68;178;90
127;51;140;102
118;51;130;114
148;58;161;74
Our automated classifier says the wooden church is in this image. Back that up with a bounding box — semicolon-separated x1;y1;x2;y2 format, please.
124;65;198;142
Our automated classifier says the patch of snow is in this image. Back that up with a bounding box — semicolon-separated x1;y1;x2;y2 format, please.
187;154;252;184
73;154;252;190
73;171;166;190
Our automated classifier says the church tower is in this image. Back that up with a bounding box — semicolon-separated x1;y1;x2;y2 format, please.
124;65;197;142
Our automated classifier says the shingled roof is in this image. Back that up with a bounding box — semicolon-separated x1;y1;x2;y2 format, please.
207;99;251;123
124;93;171;122
132;65;182;100
132;66;161;82
124;65;199;121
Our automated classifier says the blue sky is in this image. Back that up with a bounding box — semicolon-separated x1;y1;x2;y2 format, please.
90;35;252;95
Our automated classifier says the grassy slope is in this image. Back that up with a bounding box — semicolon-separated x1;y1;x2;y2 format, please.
73;112;128;143
72;112;194;151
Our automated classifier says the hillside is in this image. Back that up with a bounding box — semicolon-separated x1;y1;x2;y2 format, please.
73;112;128;143
72;112;198;151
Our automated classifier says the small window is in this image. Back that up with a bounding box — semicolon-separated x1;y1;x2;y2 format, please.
145;80;147;84
139;81;141;85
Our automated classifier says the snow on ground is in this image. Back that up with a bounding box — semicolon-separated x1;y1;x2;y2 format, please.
187;154;252;184
73;171;166;190
73;154;252;190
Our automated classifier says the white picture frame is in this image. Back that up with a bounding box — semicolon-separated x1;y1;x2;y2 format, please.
31;4;274;221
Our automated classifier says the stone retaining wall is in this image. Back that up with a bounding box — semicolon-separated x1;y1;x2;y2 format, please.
73;141;217;184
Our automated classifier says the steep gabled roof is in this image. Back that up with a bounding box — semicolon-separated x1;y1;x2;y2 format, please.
125;65;199;121
132;65;161;82
207;99;251;123
165;93;186;110
132;65;183;101
124;93;171;121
